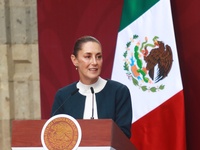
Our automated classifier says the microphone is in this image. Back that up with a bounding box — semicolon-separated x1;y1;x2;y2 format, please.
52;88;79;116
90;87;94;119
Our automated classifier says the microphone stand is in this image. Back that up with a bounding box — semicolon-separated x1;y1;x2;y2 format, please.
90;87;94;119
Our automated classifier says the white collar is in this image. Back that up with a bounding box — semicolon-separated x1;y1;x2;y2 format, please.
76;77;107;96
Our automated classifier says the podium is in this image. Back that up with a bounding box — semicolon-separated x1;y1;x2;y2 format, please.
12;119;137;150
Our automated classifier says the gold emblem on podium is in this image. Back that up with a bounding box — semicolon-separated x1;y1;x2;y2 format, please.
41;114;82;150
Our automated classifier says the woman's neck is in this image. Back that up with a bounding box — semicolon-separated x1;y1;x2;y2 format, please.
79;77;99;85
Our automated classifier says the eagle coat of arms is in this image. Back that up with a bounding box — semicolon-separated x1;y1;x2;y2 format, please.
123;35;173;92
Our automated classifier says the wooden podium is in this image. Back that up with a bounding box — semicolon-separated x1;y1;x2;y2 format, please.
12;119;137;150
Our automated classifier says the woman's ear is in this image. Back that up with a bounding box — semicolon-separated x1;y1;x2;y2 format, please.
71;54;78;67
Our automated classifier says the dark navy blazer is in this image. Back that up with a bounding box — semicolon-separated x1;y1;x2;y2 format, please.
51;80;132;138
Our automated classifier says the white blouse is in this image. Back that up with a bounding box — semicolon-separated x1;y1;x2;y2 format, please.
76;77;107;119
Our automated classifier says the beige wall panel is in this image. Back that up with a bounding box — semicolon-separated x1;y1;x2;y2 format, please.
8;0;38;44
0;0;7;43
0;0;40;149
12;44;41;119
0;46;11;150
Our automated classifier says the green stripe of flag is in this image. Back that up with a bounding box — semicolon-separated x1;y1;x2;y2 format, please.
119;0;160;31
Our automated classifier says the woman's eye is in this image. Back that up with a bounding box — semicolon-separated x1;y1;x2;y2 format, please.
97;55;102;59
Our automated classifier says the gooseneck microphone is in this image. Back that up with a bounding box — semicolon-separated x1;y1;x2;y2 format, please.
52;88;79;116
90;87;94;119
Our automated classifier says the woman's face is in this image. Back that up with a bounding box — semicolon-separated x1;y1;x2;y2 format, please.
71;41;103;85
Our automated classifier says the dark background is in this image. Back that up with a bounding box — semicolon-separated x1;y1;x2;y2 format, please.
171;0;200;149
37;0;200;149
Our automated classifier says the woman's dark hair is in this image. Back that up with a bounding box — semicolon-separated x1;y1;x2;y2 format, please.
73;36;101;57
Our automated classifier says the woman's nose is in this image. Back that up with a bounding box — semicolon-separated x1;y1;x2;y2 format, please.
91;57;97;64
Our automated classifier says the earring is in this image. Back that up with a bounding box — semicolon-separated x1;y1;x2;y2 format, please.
75;66;78;70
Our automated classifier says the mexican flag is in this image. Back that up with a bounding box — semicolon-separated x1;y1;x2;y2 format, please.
111;0;186;149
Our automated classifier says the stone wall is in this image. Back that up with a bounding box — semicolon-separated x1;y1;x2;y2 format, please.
0;0;40;149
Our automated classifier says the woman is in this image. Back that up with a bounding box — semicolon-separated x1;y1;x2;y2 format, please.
51;36;132;138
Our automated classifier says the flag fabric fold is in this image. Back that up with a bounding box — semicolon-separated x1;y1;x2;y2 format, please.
111;0;186;149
